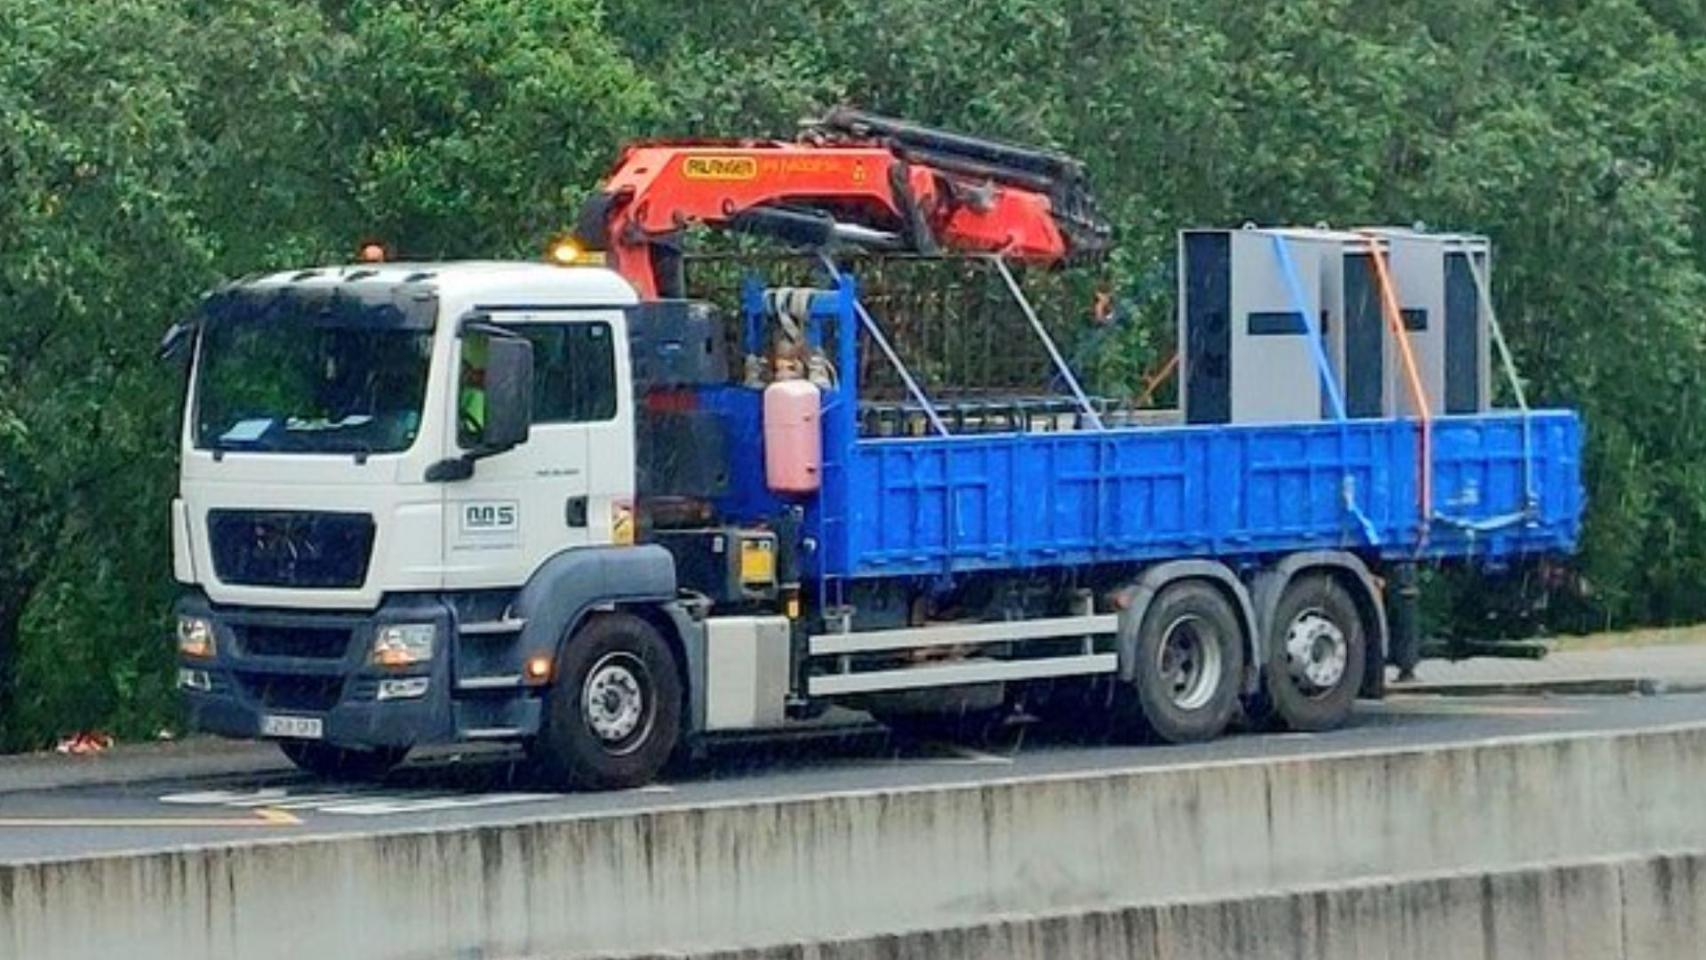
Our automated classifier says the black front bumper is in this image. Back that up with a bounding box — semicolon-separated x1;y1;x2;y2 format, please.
174;591;537;749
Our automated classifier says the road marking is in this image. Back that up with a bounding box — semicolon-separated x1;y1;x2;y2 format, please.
253;793;367;810
314;793;560;816
160;787;562;817
163;788;308;807
1377;698;1582;717
0;808;301;829
936;744;1015;765
869;742;1015;766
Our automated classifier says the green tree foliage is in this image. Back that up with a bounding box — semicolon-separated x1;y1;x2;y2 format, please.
340;0;658;256
0;0;653;746
3;0;1706;743
0;0;218;745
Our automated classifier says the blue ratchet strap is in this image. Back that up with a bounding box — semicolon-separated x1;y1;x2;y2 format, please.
1460;248;1537;521
1268;231;1380;546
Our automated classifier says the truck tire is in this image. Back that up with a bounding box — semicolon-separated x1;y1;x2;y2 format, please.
1119;580;1245;743
1260;573;1366;731
278;741;407;781
533;612;683;790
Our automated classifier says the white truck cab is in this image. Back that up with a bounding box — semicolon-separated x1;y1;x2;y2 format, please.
169;262;698;785
174;262;641;603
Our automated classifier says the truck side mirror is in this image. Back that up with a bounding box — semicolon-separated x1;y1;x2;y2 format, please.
479;336;534;452
158;320;194;362
427;333;534;483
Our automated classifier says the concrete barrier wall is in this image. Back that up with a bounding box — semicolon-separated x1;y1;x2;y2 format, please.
5;724;1706;960
655;851;1706;960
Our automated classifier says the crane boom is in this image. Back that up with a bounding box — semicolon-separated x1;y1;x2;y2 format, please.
573;109;1112;298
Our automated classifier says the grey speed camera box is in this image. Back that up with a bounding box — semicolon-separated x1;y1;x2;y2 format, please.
1180;227;1350;425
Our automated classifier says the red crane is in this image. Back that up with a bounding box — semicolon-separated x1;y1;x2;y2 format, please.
572;108;1112;298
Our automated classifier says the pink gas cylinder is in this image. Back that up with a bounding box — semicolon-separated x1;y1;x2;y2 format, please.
763;379;822;495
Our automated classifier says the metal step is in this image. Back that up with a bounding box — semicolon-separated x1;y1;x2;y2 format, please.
459;618;527;637
461;727;527;740
456;675;523;691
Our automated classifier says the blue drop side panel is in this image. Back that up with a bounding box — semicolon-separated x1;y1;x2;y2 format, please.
813;410;1582;579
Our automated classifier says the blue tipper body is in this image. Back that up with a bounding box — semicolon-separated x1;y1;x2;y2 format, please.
705;271;1585;587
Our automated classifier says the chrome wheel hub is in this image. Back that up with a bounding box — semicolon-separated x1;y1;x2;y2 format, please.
582;654;650;747
1285;611;1347;691
1157;615;1223;711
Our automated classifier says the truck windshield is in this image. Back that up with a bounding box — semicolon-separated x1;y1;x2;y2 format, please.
193;318;434;455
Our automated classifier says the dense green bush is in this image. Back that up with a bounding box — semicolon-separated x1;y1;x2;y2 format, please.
2;0;1703;745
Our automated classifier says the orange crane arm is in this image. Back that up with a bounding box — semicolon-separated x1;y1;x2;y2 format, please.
573;109;1111;298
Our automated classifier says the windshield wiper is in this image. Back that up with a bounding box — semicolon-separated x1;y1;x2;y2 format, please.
207;437;281;460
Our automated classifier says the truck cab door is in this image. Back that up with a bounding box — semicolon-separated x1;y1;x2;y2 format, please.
444;309;632;587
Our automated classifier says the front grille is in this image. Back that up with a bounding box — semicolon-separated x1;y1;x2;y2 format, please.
237;624;353;660
236;672;346;712
209;510;375;589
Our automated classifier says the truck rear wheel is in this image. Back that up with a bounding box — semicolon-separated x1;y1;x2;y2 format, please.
1260;573;1366;731
1120;581;1245;743
278;741;408;781
533;612;683;790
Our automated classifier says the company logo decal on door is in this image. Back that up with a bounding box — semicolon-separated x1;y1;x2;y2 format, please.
454;500;520;550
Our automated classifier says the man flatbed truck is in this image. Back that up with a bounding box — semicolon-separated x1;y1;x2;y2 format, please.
165;112;1582;788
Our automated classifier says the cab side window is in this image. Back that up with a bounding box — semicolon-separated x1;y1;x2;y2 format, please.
521;321;617;424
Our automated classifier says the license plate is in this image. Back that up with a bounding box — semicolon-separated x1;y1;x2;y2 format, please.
261;714;324;739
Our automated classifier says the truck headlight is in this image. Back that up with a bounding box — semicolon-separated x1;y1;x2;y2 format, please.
373;623;436;667
178;668;213;691
177;616;216;659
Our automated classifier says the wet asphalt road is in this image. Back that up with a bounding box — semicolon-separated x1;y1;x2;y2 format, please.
2;690;1703;863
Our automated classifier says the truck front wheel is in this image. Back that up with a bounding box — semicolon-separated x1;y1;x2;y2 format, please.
1259;573;1366;731
533;612;683;790
1119;581;1245;743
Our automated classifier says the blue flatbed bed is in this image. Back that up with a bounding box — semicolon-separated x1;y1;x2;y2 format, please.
819;411;1581;579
